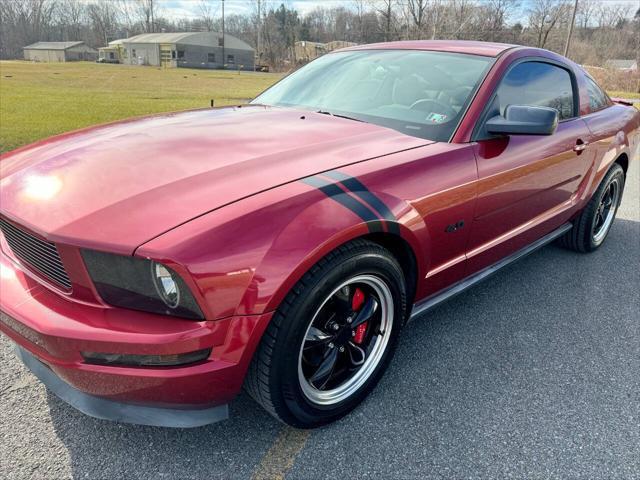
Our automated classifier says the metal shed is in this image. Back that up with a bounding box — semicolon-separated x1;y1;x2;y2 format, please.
110;32;255;71
23;42;98;62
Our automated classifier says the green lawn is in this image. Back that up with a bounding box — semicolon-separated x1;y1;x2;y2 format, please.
608;91;640;99
1;61;638;154
608;90;640;111
0;61;281;153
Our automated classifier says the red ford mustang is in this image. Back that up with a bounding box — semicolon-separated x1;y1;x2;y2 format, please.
1;41;638;428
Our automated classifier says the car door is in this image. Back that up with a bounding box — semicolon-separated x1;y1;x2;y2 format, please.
466;60;595;273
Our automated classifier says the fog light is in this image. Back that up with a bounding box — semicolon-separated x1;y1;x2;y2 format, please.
151;262;180;309
81;348;211;367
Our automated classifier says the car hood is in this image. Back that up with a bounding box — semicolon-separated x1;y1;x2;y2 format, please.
0;105;429;253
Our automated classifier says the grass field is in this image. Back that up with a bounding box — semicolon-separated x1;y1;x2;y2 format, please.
0;61;637;154
0;61;281;153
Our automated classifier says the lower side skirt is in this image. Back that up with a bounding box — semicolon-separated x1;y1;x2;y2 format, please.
410;222;573;321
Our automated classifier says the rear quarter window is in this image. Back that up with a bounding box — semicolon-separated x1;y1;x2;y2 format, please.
585;76;611;113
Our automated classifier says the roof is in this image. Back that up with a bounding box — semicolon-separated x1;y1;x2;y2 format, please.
112;32;253;51
605;59;638;69
24;41;86;51
338;40;517;57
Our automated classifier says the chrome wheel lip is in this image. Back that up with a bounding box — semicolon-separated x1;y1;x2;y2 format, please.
592;178;621;244
297;274;394;406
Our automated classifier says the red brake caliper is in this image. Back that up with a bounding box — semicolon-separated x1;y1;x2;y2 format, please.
352;288;367;344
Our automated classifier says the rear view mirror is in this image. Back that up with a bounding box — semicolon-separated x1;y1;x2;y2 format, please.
485;105;559;136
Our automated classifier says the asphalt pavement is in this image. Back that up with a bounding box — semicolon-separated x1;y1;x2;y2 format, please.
1;158;638;479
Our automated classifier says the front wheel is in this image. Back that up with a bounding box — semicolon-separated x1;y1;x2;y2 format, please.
558;163;625;253
245;240;407;428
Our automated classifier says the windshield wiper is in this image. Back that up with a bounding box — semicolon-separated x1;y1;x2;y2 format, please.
316;110;365;123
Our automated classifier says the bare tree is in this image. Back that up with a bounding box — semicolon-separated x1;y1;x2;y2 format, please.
112;0;138;36
450;0;475;39
429;0;443;39
0;0;58;57
484;0;519;41
87;0;119;46
528;0;570;48
246;1;263;60
352;0;368;43
0;0;638;76
406;0;428;39
576;0;597;29
136;0;156;33
198;0;217;32
373;0;398;41
595;2;631;29
58;0;86;40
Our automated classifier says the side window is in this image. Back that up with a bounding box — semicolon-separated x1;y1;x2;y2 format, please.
585;76;610;112
496;62;575;120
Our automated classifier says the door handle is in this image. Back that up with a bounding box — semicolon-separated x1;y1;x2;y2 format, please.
573;141;589;153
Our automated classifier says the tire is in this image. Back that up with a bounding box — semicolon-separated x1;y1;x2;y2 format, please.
558;163;625;253
245;239;408;428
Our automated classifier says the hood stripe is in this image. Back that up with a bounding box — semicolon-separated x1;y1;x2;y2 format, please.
322;170;401;236
301;176;384;233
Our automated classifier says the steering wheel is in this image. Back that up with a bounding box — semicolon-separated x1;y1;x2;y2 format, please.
409;99;457;122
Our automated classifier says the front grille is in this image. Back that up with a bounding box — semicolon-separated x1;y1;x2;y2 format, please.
0;218;72;290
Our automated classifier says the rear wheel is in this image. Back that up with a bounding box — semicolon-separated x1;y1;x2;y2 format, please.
245;239;407;428
558;163;624;253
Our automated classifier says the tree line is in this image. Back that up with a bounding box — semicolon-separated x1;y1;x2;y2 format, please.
1;0;638;71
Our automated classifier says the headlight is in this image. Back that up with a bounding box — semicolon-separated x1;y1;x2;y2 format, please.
82;250;204;320
151;262;180;309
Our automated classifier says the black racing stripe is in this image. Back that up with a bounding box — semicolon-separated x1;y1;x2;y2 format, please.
302;177;383;233
323;171;401;235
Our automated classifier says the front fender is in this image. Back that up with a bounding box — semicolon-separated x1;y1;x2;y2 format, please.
254;191;428;315
136;178;427;320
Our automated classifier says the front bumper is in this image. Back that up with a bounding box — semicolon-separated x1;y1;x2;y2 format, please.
14;345;229;428
0;251;273;427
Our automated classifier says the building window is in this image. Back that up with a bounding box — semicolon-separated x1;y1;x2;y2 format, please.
172;50;176;59
227;54;235;64
208;53;215;63
218;37;224;47
177;50;184;59
132;49;136;57
109;52;114;59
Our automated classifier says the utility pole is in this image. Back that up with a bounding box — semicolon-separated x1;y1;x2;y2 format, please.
150;0;155;34
564;0;578;57
256;0;261;64
221;0;225;68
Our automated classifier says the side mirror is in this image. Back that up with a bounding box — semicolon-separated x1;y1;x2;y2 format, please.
485;105;559;136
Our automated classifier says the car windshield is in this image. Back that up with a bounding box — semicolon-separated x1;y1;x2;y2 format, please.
252;49;494;142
